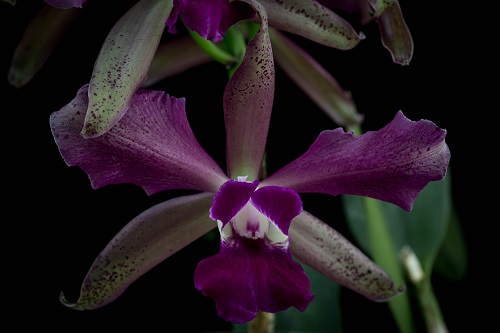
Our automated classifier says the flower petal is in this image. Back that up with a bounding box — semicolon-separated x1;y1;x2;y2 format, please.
290;210;404;301
50;85;228;194
210;179;259;226
142;36;213;87
262;111;450;212
224;0;274;180
260;0;364;50
43;0;85;8
269;28;363;127
251;186;302;236
375;1;414;66
194;234;313;323
82;0;173;138
60;192;216;310
166;0;255;42
8;5;81;88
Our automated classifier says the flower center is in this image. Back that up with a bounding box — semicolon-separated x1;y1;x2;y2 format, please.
231;201;269;240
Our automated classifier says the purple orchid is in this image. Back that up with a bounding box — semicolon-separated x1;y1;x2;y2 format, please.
50;0;450;324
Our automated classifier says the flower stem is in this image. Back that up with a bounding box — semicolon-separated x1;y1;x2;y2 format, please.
248;312;275;333
401;246;449;333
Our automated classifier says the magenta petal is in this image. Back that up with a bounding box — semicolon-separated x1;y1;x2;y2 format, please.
166;0;255;42
262;111;450;211
251;186;302;235
50;85;228;194
194;235;313;323
44;0;85;8
210;179;259;225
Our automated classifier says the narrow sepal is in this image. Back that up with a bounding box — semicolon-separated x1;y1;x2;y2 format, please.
8;5;81;88
290;210;404;301
260;0;364;50
224;0;274;180
83;0;173;138
60;193;216;310
142;36;212;87
269;28;363;127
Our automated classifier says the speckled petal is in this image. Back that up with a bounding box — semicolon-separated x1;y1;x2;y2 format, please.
224;0;274;180
43;0;85;8
260;0;364;50
50;85;228;194
251;186;302;235
83;0;173;138
210;179;259;226
8;5;81;88
60;193;216;310
269;28;363;127
262;111;450;212
194;234;313;323
166;0;255;42
375;1;414;66
290;210;404;301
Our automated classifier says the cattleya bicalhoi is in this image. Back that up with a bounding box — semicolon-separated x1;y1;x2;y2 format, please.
50;1;450;323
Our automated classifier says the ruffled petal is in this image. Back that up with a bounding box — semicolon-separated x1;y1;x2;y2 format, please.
251;186;302;236
290;210;404;301
166;0;255;42
44;0;85;8
60;193;216;310
260;0;364;50
262;111;450;212
194;234;313;323
210;179;259;226
224;0;274;180
50;85;228;194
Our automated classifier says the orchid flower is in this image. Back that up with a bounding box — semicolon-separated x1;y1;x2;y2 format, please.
50;0;450;324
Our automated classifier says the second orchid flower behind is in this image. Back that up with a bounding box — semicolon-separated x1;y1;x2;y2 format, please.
50;1;450;325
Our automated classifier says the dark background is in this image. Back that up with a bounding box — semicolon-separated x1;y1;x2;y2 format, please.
2;1;487;331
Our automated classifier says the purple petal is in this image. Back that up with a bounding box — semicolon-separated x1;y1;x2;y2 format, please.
194;234;313;323
60;193;216;310
262;111;450;212
44;0;85;8
290;210;404;301
251;186;302;236
224;0;274;180
50;85;228;194
210;179;259;226
166;0;255;42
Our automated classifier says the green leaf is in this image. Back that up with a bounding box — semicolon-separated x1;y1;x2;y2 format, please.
433;205;468;280
342;169;456;333
343;169;453;275
274;259;342;333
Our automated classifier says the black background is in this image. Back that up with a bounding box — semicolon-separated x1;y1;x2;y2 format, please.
2;1;488;332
